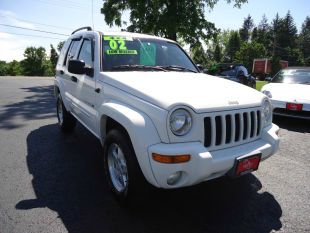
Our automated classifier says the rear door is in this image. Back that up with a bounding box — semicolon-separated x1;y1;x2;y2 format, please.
74;36;98;135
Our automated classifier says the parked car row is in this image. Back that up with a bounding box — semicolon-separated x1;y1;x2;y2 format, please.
204;63;256;88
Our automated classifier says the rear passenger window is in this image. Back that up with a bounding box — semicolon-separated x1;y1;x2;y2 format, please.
64;40;80;66
78;39;93;67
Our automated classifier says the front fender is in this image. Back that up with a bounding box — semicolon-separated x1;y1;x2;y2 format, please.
99;101;161;187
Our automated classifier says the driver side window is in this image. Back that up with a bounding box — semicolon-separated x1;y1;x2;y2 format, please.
78;39;93;68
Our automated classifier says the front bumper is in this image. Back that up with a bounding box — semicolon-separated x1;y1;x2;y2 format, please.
271;99;310;119
148;123;279;189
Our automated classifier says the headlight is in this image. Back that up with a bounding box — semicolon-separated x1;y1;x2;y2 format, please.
262;90;272;98
169;108;192;136
262;99;272;126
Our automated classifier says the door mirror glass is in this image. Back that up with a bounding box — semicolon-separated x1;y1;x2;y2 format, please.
68;59;85;74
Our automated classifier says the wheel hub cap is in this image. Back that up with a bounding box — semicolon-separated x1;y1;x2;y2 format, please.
107;143;128;193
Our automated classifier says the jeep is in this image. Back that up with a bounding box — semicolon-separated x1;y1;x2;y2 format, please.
54;27;280;202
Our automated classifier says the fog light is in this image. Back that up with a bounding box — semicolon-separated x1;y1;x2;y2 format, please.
167;171;182;185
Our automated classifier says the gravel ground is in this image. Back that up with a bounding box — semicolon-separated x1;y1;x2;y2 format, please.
0;76;309;233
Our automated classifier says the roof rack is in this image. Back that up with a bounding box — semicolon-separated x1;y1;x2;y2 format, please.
71;26;92;35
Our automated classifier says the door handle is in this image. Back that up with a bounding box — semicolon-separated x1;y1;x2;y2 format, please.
95;88;101;93
71;76;77;82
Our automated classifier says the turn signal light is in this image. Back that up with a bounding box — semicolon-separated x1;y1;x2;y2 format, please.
152;153;190;163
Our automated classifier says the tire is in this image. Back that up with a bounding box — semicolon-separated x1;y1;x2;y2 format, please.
56;94;76;132
103;128;147;204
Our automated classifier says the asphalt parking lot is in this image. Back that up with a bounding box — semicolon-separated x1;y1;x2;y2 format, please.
0;76;309;233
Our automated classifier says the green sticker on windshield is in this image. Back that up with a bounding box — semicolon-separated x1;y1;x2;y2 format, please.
104;35;137;55
106;50;137;55
140;42;156;66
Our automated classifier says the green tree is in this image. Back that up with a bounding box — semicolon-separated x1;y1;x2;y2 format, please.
271;56;282;75
225;31;241;62
0;61;8;76
299;16;310;62
43;60;54;76
214;43;222;62
190;42;207;66
7;60;22;76
101;0;247;45
255;15;270;46
235;41;266;71
239;14;254;42
271;13;281;57
21;47;47;76
282;47;304;66
252;27;258;41
57;41;65;53
278;11;297;49
50;44;58;69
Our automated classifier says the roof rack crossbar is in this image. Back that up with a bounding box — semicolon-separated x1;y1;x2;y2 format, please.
71;26;92;35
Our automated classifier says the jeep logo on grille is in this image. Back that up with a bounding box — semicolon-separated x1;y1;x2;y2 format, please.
228;101;239;105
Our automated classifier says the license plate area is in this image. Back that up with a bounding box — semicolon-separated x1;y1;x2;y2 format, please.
286;103;303;111
232;153;261;177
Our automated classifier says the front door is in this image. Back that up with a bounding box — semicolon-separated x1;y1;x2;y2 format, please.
74;37;98;135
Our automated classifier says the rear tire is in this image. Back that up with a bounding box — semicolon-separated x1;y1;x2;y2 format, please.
56;94;76;132
103;128;148;204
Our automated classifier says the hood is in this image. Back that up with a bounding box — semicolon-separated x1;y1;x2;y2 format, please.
101;71;265;113
263;83;310;103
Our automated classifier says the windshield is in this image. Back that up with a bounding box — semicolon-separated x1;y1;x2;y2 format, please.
272;69;310;84
102;35;198;72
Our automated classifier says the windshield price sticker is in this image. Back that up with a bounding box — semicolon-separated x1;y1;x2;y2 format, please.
104;35;137;55
106;50;138;55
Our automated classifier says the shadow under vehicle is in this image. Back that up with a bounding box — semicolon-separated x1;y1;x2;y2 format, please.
16;122;282;233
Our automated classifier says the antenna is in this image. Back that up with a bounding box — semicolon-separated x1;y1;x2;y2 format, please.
91;0;94;29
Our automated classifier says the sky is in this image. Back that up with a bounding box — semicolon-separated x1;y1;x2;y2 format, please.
0;0;309;62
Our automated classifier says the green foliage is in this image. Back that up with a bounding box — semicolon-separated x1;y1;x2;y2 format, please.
271;56;282;75
101;0;247;45
225;31;241;62
7;60;22;76
21;47;47;76
299;16;310;62
43;60;55;76
190;42;208;66
235;41;266;71
214;43;222;62
50;44;59;71
0;61;8;76
282;47;304;66
57;41;65;53
239;14;254;42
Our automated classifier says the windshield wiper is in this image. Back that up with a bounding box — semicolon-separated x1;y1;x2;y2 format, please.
158;65;198;73
111;65;166;71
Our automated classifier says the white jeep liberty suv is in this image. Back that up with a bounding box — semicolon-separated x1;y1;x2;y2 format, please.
54;27;280;202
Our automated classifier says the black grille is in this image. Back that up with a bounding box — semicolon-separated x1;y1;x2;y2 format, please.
204;110;261;148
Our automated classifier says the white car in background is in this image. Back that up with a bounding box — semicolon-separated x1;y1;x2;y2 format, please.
261;67;310;119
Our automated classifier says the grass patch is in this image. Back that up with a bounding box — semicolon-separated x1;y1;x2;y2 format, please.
256;81;268;91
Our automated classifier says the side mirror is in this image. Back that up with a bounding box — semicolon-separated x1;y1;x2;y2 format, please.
68;59;86;75
265;77;272;82
196;64;204;72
